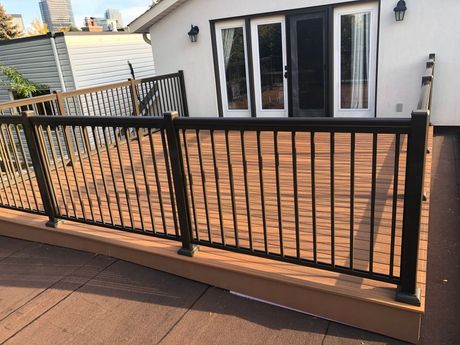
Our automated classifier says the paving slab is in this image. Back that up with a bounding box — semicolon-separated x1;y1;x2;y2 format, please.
0;242;96;321
0;255;115;343
322;322;407;345
0;237;31;260
159;287;329;345
4;260;208;345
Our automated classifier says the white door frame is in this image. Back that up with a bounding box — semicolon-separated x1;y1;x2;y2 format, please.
215;19;252;118
333;2;378;118
251;16;288;118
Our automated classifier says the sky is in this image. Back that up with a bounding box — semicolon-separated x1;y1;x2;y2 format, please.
1;0;151;29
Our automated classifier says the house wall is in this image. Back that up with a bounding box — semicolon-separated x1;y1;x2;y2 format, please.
64;34;156;89
148;0;460;125
0;36;66;103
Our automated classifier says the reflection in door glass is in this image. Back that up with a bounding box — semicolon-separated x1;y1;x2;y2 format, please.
340;13;370;109
222;27;248;110
258;23;284;110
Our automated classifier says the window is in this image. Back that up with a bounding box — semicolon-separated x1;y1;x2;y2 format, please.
215;20;251;117
334;3;378;117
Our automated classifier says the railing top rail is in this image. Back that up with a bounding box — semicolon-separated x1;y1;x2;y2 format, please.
415;53;435;114
134;72;181;85
175;117;412;133
0;94;57;111
28;115;167;128
0;115;24;124
61;81;132;98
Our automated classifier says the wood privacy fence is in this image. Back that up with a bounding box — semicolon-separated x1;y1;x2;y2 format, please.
0;55;435;306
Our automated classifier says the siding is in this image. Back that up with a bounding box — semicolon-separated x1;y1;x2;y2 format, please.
65;34;156;89
0;37;63;103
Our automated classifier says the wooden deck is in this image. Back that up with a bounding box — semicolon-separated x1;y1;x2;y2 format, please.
0;127;432;343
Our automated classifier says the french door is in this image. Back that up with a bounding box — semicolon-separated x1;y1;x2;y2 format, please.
214;2;378;118
288;11;329;117
251;17;288;117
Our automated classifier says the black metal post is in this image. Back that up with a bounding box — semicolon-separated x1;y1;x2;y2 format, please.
21;111;61;227
164;111;198;256
178;71;190;117
396;110;429;306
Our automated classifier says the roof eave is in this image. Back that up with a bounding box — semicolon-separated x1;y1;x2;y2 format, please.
128;0;190;33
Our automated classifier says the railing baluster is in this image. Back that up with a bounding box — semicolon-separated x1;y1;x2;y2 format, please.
54;126;77;218
160;129;179;235
274;131;284;256
257;131;268;254
211;129;225;245
240;131;253;251
148;128;168;234
330;132;335;267
225;130;239;248
369;133;378;273
196;129;212;242
181;130;199;239
13;125;40;210
136;127;157;233
124;128;146;231
113;126;135;229
293;132;300;260
390;134;401;277
310;132;317;263
103;127;124;227
91;126;114;225
350;133;355;270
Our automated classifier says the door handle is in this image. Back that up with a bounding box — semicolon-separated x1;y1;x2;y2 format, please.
284;66;289;79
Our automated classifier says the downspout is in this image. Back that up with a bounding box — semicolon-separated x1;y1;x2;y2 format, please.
50;34;67;92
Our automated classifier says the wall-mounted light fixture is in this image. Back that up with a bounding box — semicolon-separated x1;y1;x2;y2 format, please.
394;0;407;21
188;25;200;43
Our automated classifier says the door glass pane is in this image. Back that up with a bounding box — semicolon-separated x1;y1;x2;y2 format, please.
340;12;370;109
222;27;248;110
257;23;284;110
296;17;325;110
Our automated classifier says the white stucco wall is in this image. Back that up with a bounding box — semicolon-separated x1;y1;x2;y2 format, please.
148;0;460;125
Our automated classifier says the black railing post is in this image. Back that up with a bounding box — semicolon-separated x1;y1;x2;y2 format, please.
178;71;189;117
164;111;198;256
21;111;61;227
396;110;429;306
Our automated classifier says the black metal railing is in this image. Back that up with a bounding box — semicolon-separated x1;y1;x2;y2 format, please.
0;56;434;306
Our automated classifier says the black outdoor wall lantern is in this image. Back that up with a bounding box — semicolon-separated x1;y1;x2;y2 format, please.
394;0;407;21
188;25;200;42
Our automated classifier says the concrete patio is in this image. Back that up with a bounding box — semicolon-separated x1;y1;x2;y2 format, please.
0;129;458;345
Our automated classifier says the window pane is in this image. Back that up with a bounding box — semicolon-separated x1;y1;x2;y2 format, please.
222;27;248;110
258;23;284;110
340;12;370;109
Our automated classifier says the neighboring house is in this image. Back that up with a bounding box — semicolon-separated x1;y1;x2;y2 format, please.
129;0;460;126
0;32;156;103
